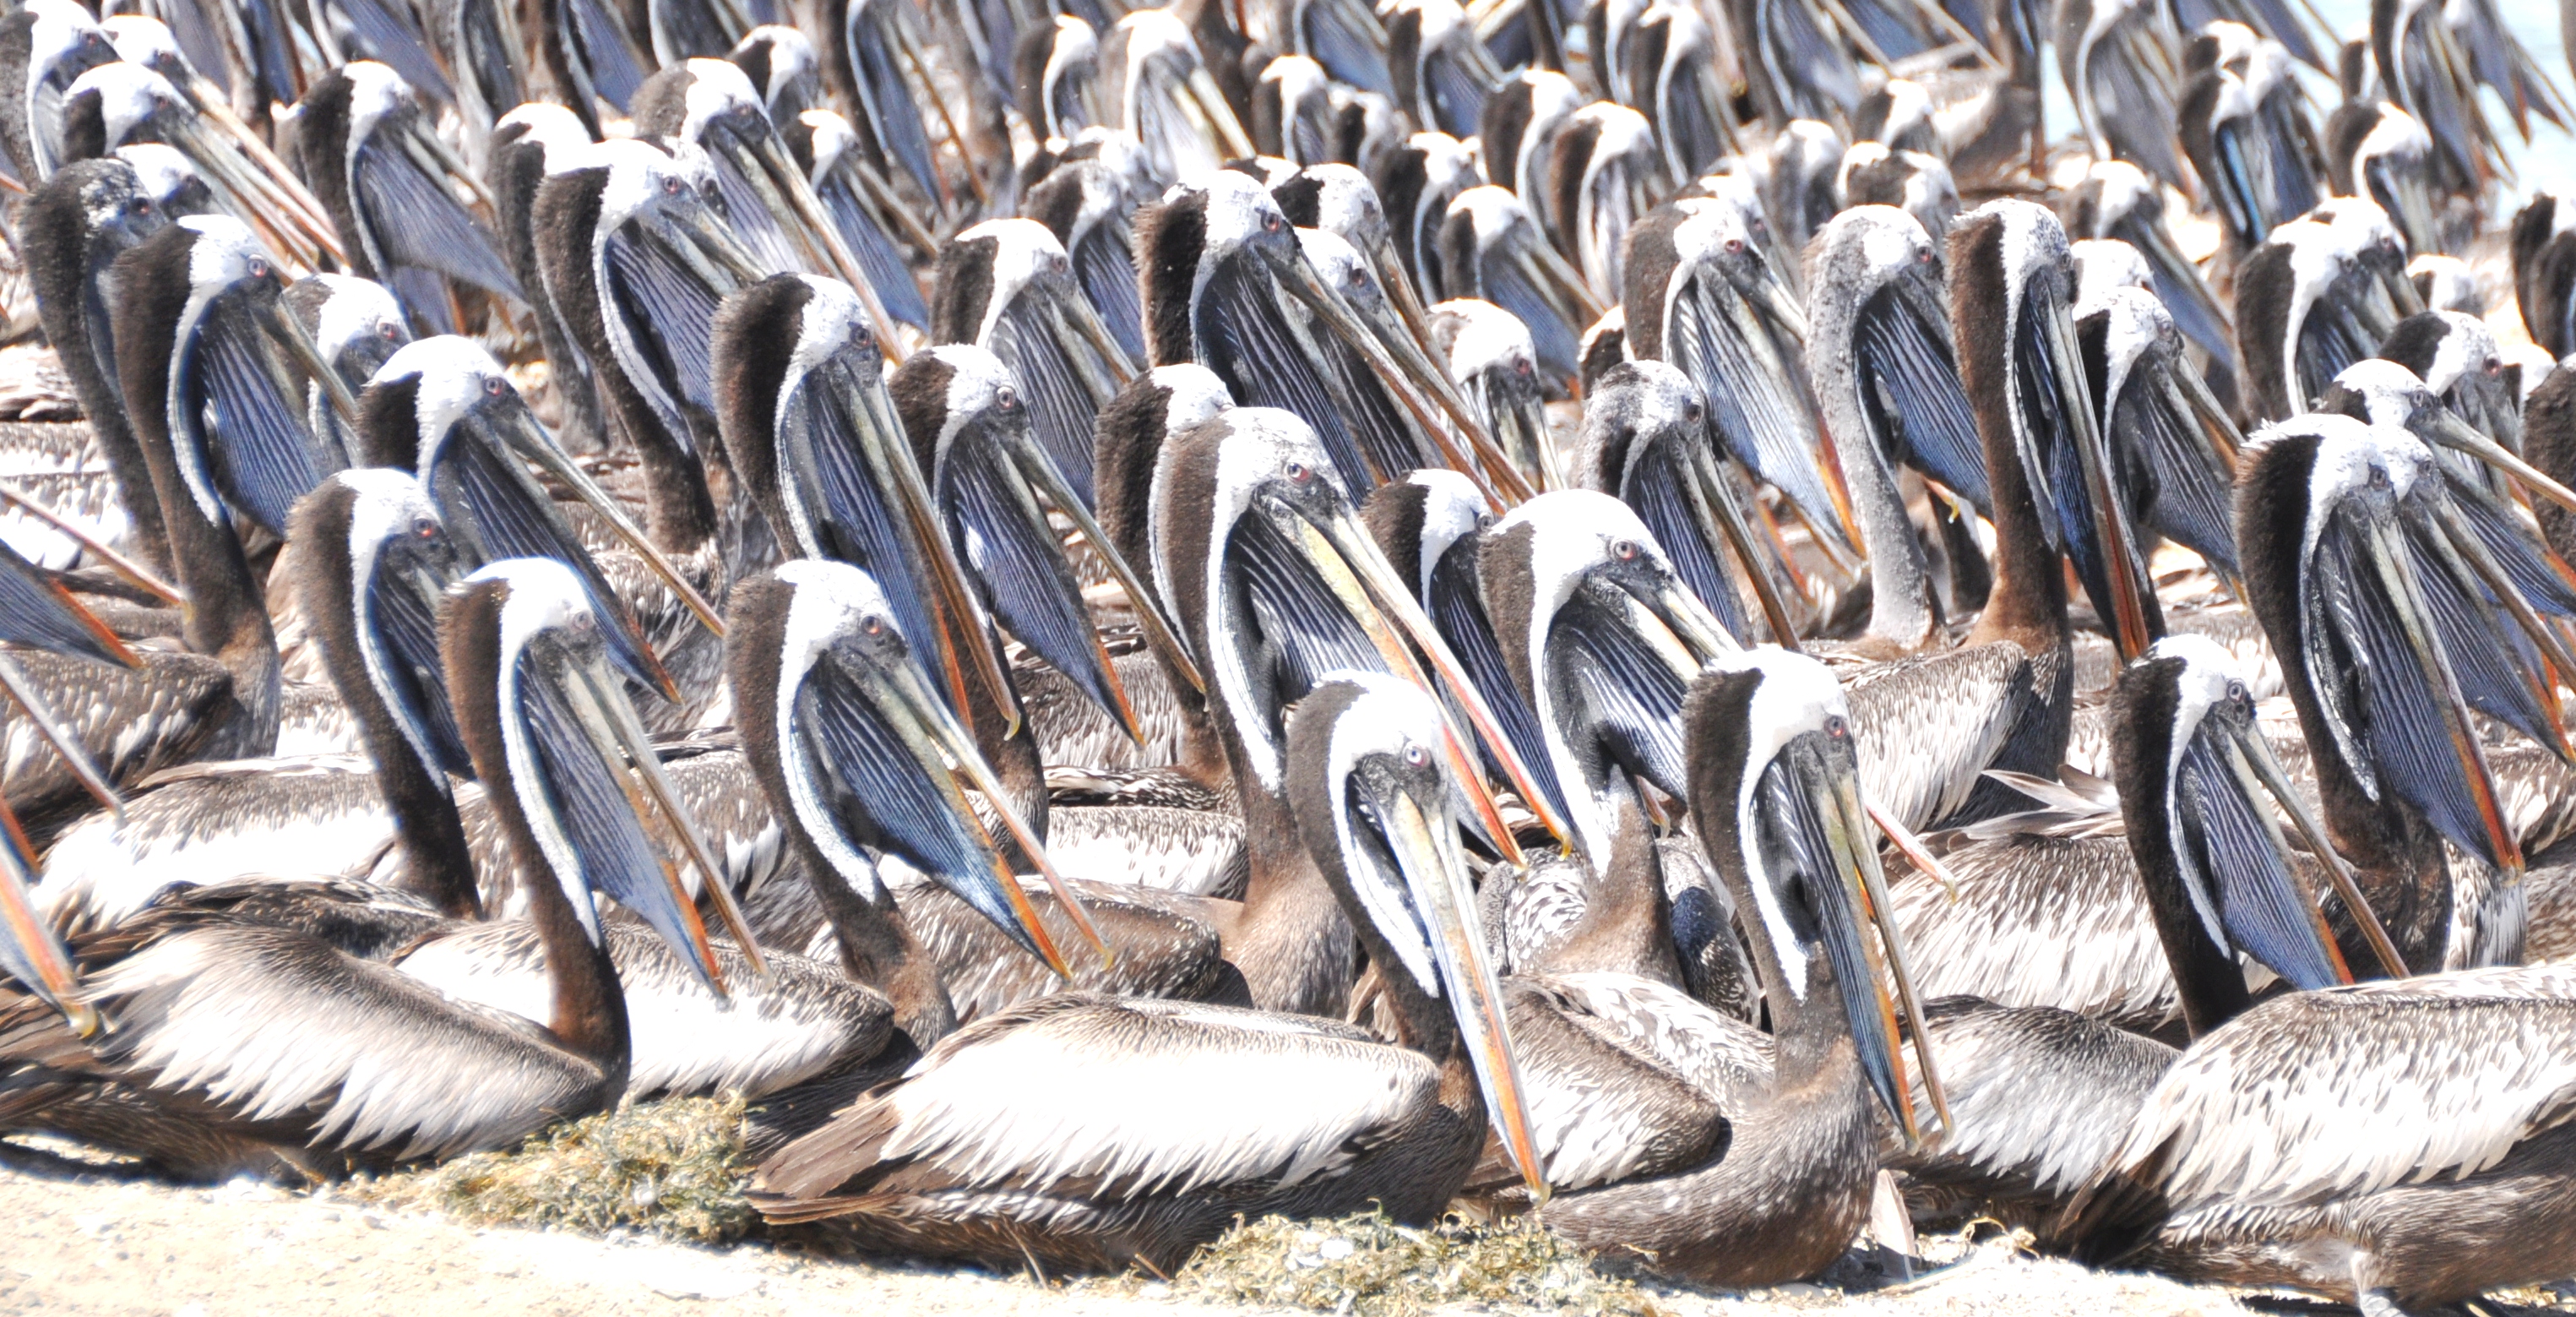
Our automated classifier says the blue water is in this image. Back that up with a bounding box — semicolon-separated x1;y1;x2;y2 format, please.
2041;0;2575;197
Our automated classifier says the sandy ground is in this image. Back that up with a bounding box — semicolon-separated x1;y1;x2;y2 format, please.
0;1142;2341;1317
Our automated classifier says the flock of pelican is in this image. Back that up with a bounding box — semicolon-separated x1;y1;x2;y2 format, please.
0;0;2572;1307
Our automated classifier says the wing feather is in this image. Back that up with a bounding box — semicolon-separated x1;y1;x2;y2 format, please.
352;140;524;300
1840;642;2028;833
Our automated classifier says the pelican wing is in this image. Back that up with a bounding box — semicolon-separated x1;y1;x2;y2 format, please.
73;921;600;1159
189;299;326;536
2080;966;2576;1221
361;537;473;777
568;0;648;108
759;993;1433;1201
1851;283;1989;514
601;223;727;417
394;922;890;1100
2114;362;2236;571
1895;999;2175;1202
1503;971;1770;1192
352;139;524;301
1887;830;2180;1027
1840;642;2030;833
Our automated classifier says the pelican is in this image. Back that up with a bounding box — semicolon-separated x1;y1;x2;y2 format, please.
291;63;521;335
0;558;743;1168
1253;54;1334;166
0;0;114;185
2512;186;2576;357
1761;121;1845;262
1524;650;1923;1286
533;0;650;138
785;107;932;335
1279;0;1392;94
285;274;410;463
59;61;335;269
2233;199;2419;423
2373;310;2521;450
1385;0;1496;139
1621;195;1839;552
1024;150;1145;362
1838;143;1958;238
483;102;604;451
1802;204;1989;656
2062;161;2236;391
1436;186;1588;391
1566;362;1771;644
2058;0;2186;191
1623;3;1731;182
1371;130;1476;302
726;24;821;128
1013;15;1096;143
930;218;1134;506
2178;27;2325;259
1478;69;1581;236
1100;8;1253;188
749;674;1542;1276
2327;101;2440;258
19;156;174;574
2073;281;2242;576
1547;103;1659;303
1427;300;1555;485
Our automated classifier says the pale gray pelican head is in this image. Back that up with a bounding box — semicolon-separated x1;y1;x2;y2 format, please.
1568;361;1774;644
1428;299;1555;487
726;24;822;128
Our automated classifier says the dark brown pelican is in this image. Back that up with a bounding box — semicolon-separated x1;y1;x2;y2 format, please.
1526;650;1921;1285
288;62;523;335
0;558;742;1167
0;0;115;185
19;156;176;574
483;103;605;451
1012;14;1096;142
1547;102;1659;304
2063;160;2236;384
749;673;1542;1276
2236;202;2421;422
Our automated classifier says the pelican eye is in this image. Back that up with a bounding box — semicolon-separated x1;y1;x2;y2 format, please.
483;376;506;396
994;386;1021;413
247;258;269;279
1825;715;1849;740
1916;249;1932;264
382;323;400;340
1263;213;1283;233
1403;743;1427;767
861;615;884;636
663;176;682;195
2227;679;2250;706
1514;359;1533;378
1285;460;1311;483
131;198;150;215
2487;360;2504;377
1610;537;1639;562
1725;237;1744;253
414;518;438;539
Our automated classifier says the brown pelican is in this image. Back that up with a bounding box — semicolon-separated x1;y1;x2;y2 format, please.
483;103;604;450
1839;200;2151;830
1802;204;1989;655
1435;185;1590;391
2512;186;2576;357
1884;631;2367;1233
531;137;758;716
1371;130;1477;303
1622;194;1840;551
1622;2;1732;182
1252;54;1334;166
931;218;1137;506
1548;103;1659;304
2234;199;2421;422
2326;101;2439;257
534;0;649;138
1012;15;1096;142
1100;8;1253;188
285;274;410;463
1384;0;1496;139
2073;280;2242;576
750;673;1542;1276
0;557;743;1167
2058;0;2186;191
19;156;175;574
2178;26;2325;259
289;62;523;334
1525;650;1920;1285
1477;69;1581;236
1837;142;1958;238
0;0;113;184
784;107;932;336
1024;148;1144;362
1566;362;1773;644
726;24;820;128
2372;310;2521;450
59;61;339;269
2063;161;2239;417
1760;121;1845;261
1427;299;1556;485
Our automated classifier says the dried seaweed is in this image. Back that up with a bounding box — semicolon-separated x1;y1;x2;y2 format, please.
1177;1207;1662;1316
351;1096;754;1244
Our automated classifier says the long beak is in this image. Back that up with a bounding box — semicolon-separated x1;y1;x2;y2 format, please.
1792;743;1926;1147
171;113;340;271
1187;67;1258;161
2236;711;2410;979
1379;786;1546;1200
1002;427;1205;696
883;647;1108;966
0;549;140;669
830;370;1016;730
573;650;769;978
2047;300;2154;661
0;792;95;1036
1276;253;1535;506
1683;444;1802;650
0;485;179;603
1840;772;1948;1140
541;644;731;996
2427;406;2576;517
402;119;502;214
2421;492;2576;755
0;653;120;819
809;641;1076;974
490;403;726;642
257;294;363;449
2360;504;2522;871
1310;507;1573;848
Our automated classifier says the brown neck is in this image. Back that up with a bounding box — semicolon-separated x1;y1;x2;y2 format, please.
1539;802;1682;982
